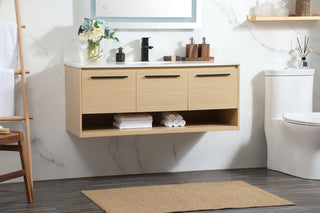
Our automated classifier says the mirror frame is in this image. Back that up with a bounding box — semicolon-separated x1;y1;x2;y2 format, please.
84;0;202;29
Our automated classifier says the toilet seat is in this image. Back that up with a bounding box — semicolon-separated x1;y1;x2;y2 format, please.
283;113;320;127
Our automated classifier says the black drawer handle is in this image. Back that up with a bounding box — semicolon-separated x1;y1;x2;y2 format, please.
91;76;128;79
196;74;231;77
145;75;181;78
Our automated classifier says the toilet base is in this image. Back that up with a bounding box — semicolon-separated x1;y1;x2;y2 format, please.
266;119;320;180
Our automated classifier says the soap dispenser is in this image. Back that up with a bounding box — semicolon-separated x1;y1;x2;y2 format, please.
198;37;210;58
116;47;125;62
186;37;198;58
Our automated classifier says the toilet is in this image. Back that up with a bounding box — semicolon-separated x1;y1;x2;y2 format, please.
264;68;320;179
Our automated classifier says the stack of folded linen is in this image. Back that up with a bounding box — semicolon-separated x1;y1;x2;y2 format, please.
0;125;10;134
161;112;186;128
113;113;153;129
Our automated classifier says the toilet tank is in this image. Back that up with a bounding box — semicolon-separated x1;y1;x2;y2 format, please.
265;69;315;119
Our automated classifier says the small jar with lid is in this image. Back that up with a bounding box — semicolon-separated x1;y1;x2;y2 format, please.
116;47;125;62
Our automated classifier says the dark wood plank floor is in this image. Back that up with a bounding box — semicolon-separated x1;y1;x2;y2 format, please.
0;168;320;213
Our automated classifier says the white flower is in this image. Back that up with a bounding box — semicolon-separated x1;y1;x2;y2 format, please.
79;24;105;42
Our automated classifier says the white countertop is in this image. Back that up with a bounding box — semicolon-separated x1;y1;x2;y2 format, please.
64;61;240;69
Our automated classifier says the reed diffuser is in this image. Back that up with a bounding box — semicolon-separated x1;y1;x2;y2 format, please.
295;36;312;68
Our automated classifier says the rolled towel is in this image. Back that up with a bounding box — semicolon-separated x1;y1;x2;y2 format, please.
172;112;183;121
179;120;186;127
160;119;174;128
173;119;180;127
162;112;176;122
173;119;186;127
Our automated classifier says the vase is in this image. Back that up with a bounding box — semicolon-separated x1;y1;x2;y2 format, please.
86;41;104;62
258;1;275;17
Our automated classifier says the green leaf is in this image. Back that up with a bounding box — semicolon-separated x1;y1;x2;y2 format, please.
94;21;99;28
78;27;83;35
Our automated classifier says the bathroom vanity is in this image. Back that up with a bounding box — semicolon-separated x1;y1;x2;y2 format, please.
65;61;240;138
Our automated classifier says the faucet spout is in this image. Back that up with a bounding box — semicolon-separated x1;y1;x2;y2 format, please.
141;37;153;61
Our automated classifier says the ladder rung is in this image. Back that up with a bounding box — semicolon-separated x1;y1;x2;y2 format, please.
21;25;26;28
0;116;33;121
0;170;25;182
14;70;30;75
0;145;21;151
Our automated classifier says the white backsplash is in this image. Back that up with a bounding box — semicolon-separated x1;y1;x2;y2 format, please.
1;0;320;181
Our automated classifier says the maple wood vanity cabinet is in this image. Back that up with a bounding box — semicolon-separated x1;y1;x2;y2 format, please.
65;62;240;138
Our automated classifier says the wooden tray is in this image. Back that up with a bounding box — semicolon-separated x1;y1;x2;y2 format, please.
182;57;215;61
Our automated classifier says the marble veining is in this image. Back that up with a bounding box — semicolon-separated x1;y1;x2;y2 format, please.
32;137;64;167
106;137;125;174
133;138;145;173
1;0;320;181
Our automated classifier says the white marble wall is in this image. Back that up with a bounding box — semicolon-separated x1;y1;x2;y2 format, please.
1;0;320;181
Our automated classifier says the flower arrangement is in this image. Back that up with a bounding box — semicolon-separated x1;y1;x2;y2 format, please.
295;36;312;68
78;18;119;61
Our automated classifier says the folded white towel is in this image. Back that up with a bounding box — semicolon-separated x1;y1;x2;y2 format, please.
113;121;152;129
0;22;18;69
115;120;153;125
0;68;14;116
114;113;152;122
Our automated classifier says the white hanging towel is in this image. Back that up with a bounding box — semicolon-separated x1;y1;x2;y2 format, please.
0;68;14;116
0;22;18;69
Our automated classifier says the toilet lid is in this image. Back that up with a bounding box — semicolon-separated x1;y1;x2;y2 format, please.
283;113;320;127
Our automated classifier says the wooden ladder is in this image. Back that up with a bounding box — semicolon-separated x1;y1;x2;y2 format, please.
0;0;33;187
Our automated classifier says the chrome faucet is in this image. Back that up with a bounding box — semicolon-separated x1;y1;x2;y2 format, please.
141;37;154;61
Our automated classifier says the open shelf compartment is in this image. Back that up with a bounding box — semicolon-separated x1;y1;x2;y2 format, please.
80;109;239;138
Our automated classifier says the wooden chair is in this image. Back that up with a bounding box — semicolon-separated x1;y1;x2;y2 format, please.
0;132;34;203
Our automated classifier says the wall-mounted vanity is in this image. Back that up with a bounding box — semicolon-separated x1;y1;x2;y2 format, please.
65;62;240;138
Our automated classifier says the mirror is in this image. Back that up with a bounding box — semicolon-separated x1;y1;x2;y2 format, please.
85;0;202;29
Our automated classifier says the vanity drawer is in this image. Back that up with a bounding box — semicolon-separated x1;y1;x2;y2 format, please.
188;66;238;110
82;69;136;114
137;69;188;112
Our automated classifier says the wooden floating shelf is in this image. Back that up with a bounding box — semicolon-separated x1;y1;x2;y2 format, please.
247;15;320;21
